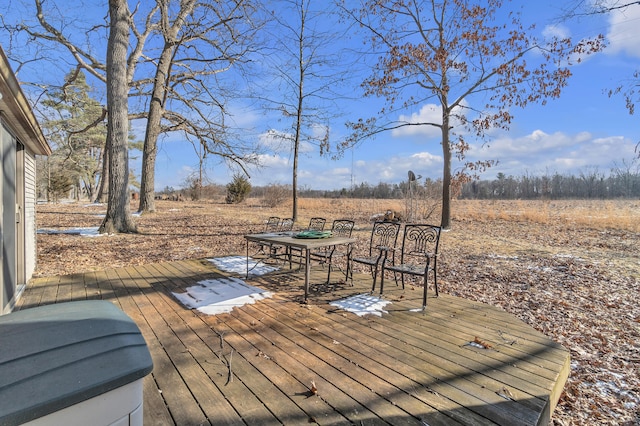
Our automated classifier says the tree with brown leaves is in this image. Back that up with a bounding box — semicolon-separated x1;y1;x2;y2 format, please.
339;0;604;229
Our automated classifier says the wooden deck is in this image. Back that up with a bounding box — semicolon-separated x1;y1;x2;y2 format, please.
15;258;569;426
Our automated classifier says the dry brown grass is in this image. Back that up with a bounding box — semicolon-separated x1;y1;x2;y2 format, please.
34;198;640;425
452;199;640;232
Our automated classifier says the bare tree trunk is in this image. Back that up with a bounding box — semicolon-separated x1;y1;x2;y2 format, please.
137;91;160;213
95;145;109;203
441;112;452;230
100;0;136;234
138;45;175;213
138;1;196;213
291;0;306;224
292;92;302;222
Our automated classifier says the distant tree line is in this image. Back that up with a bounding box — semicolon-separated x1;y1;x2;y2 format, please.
58;162;640;204
459;166;640;199
292;179;443;200
295;165;640;200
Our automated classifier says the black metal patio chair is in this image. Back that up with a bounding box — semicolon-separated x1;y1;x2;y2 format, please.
309;219;355;283
349;221;401;290
252;216;281;257
265;216;281;232
267;218;295;263
380;224;441;309
307;217;326;231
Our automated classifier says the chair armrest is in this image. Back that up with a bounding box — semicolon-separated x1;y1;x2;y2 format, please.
377;246;395;252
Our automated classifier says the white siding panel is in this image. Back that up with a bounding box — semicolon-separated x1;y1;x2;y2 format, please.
24;152;36;281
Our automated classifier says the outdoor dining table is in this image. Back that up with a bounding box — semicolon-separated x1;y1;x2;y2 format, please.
244;232;357;302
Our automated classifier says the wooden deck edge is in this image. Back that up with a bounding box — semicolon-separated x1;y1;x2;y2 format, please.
537;349;570;426
21;258;573;425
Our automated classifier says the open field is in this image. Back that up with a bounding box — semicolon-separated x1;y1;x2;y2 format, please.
34;198;639;425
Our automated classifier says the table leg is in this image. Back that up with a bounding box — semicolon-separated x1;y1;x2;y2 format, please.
304;248;311;302
346;243;353;284
246;240;249;279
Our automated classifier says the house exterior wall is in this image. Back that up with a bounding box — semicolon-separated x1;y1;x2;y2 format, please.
1;123;17;314
0;46;51;314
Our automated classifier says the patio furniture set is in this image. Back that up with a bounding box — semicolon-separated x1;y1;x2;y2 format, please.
245;217;442;310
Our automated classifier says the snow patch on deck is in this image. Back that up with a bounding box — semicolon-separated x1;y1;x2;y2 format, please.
330;293;391;317
208;256;278;276
172;276;272;315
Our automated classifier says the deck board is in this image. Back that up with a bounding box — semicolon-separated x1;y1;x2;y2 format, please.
15;258;570;425
250;294;535;425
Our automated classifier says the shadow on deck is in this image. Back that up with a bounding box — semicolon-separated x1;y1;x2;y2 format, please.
16;258;569;426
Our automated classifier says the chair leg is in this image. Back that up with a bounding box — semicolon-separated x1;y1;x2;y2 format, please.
391;271;402;289
433;258;439;297
373;251;388;294
370;265;377;293
422;269;428;309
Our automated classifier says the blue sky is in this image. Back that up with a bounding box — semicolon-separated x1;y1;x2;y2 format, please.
151;1;640;191
3;1;640;191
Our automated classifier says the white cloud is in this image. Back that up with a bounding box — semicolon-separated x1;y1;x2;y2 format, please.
391;102;473;139
411;151;441;163
472;130;637;179
259;130;294;152
542;24;570;40
392;104;442;137
256;153;290;168
349;151;443;185
605;4;640;57
157;165;196;189
259;129;316;154
226;105;262;128
331;167;353;175
483;130;580;155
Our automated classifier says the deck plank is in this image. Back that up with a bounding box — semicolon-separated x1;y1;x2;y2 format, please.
238;300;470;426
136;261;300;425
219;310;356;424
124;263;281;425
250;293;538;425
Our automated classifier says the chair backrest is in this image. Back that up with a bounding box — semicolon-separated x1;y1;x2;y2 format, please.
368;221;401;255
399;224;441;265
265;216;280;232
279;218;294;231
330;219;355;237
308;217;326;231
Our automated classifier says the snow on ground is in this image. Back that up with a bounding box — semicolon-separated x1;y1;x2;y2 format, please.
208;256;278;276
330;293;392;317
172;276;273;315
37;227;102;237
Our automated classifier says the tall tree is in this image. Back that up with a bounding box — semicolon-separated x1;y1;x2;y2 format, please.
100;0;136;234
135;0;261;213
259;0;354;222
339;0;603;229
3;0;262;214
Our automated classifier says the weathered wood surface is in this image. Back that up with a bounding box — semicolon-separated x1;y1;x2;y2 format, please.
16;259;569;425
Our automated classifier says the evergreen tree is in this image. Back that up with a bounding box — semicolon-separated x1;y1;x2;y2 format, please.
40;69;107;201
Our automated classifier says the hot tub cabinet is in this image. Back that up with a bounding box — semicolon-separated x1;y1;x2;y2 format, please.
0;300;153;425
